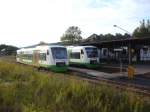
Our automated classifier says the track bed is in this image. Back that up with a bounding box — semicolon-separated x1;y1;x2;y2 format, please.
68;67;150;96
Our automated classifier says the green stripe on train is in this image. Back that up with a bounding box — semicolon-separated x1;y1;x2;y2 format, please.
18;60;68;72
40;64;68;72
49;65;68;72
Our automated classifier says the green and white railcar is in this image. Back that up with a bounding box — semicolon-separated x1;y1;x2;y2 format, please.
16;45;68;72
67;46;99;68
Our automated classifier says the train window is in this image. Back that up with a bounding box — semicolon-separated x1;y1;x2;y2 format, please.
22;54;33;60
39;53;46;61
85;47;98;58
29;54;33;60
70;52;80;59
51;47;67;59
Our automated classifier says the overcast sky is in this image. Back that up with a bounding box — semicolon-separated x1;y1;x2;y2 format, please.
0;0;150;47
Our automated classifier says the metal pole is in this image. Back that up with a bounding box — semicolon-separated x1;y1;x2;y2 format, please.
128;40;131;65
113;25;132;65
113;25;131;35
120;52;123;73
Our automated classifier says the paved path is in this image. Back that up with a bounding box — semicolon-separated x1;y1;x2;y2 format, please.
69;64;150;79
69;67;125;79
133;65;150;75
101;63;150;75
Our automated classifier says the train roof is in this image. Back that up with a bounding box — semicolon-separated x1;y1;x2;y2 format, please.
17;45;66;52
67;45;97;49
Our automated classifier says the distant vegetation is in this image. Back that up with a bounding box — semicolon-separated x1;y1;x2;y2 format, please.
85;20;150;42
83;33;130;43
133;19;150;38
85;19;150;43
0;44;18;55
60;19;150;44
60;26;131;44
60;26;82;45
0;58;150;112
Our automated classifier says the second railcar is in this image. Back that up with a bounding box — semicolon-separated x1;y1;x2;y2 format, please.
67;46;100;68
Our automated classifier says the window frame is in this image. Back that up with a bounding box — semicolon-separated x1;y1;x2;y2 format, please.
70;52;81;59
39;53;47;61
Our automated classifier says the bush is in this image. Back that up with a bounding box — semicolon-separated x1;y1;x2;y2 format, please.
0;60;149;112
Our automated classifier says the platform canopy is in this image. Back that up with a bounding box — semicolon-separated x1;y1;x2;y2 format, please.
80;37;150;48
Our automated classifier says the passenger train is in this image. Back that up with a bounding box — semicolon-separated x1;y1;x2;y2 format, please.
67;46;99;68
16;45;68;72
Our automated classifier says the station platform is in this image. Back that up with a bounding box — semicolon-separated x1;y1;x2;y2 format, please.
68;64;150;79
101;64;150;75
133;65;150;75
68;67;125;79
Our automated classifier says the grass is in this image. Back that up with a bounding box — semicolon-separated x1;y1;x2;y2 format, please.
0;58;150;112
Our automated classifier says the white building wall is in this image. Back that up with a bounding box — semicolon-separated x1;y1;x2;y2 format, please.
140;46;150;61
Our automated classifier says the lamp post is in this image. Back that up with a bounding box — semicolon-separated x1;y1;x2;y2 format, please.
113;25;131;35
113;25;132;65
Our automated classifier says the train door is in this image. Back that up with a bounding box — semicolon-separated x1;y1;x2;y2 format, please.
33;50;39;66
19;52;23;62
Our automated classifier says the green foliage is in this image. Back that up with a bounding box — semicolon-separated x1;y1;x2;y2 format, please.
0;44;18;55
61;26;82;44
133;19;150;38
84;33;130;43
0;61;149;112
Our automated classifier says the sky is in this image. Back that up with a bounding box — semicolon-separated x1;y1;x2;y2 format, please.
0;0;150;47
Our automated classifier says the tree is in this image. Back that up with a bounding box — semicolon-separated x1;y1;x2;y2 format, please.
104;33;114;41
84;33;130;43
0;44;18;55
133;19;150;38
60;26;82;44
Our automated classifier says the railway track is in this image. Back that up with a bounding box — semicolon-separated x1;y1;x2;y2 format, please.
64;66;150;96
38;66;150;96
69;71;150;96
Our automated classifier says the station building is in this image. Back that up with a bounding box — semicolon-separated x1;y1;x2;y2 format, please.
80;37;150;64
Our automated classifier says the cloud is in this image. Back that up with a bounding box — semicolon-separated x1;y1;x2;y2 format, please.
71;0;150;36
0;0;150;47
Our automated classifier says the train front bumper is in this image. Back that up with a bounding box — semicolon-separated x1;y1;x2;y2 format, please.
49;65;68;73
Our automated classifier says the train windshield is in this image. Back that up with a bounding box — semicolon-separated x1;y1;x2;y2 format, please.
51;47;67;59
85;47;98;58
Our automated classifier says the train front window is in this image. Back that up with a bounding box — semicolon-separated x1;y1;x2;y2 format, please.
85;47;98;58
51;47;67;59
